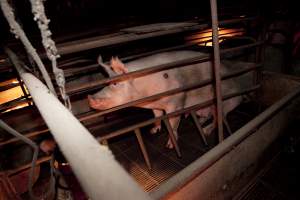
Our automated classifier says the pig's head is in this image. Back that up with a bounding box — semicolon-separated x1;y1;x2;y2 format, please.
88;56;137;110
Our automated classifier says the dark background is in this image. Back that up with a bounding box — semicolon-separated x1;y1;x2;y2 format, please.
0;0;297;42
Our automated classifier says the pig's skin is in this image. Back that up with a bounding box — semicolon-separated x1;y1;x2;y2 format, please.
88;51;242;148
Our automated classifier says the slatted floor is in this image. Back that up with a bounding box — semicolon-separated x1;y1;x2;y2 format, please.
21;101;261;199
106;101;261;192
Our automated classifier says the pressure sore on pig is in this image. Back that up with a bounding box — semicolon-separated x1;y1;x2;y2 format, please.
88;51;245;149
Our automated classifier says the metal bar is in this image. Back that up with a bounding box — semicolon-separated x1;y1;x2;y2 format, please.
57;17;256;55
223;117;232;135
0;120;40;199
0;129;48;146
134;129;152;170
7;156;52;177
0;64;261;147
67;42;263;95
80;63;261;122
210;0;224;142
150;85;300;199
191;110;208;146
0;82;20;92
9;57;151;200
163;118;182;157
99;85;260;141
0;98;31;113
0;2;56;95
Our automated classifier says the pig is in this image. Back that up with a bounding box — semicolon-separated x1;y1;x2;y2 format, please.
88;51;244;148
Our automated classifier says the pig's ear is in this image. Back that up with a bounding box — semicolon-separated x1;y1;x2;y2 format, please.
111;57;128;74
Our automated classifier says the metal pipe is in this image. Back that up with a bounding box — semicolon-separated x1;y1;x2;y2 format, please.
67;42;263;95
0;1;56;95
7;156;52;176
81;63;261;122
210;0;224;142
150;85;300;199
99;86;260;141
56;17;256;55
9;54;151;200
0;64;261;146
0;120;45;200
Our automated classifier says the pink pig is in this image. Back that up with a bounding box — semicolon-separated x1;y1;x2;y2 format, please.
88;51;243;148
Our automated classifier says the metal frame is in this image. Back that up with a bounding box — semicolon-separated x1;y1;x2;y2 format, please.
5;48;151;200
0;0;265;198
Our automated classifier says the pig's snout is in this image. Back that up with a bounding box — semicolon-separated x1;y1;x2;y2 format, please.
88;95;109;110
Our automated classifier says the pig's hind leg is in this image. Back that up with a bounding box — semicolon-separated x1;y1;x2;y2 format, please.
150;109;163;134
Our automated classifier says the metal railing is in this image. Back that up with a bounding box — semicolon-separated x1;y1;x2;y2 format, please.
0;0;265;199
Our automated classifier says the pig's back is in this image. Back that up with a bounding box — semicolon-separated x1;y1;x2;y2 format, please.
126;51;208;72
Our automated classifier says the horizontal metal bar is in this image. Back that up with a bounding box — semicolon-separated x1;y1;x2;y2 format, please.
0;63;261;146
99;85;260;141
0;128;48;146
81;63;261;122
0;82;20;92
57;17;256;55
0;96;30;112
66;41;263;95
7;156;51;177
150;85;300;199
13;65;151;199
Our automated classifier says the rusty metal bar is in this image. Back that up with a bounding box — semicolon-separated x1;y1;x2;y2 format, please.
7;156;52;176
0;63;261;146
0;129;48;146
210;0;224;142
99;85;260;141
67;42;263;95
57;17;256;55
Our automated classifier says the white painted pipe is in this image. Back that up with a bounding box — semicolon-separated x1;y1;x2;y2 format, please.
7;49;151;200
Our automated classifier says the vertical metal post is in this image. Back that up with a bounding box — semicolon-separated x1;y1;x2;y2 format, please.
210;0;224;142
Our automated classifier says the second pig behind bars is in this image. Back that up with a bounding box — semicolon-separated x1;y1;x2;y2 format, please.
88;50;251;148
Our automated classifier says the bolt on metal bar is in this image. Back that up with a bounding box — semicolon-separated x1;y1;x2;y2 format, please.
210;0;224;142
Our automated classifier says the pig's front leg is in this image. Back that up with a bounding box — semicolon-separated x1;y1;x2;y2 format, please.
150;109;163;134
